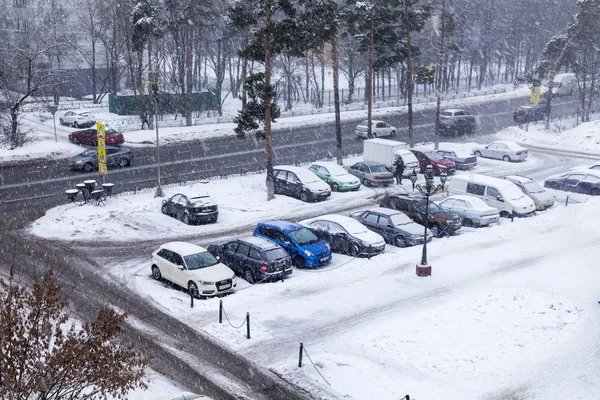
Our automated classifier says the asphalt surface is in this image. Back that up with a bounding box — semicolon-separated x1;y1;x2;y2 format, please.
0;95;578;221
0;95;585;399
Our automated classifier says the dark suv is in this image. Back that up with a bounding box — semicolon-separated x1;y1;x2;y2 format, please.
513;100;547;123
207;236;292;283
381;194;462;237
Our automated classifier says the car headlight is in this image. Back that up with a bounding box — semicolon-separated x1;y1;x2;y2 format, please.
199;280;214;286
74;160;83;164
304;250;314;257
438;165;447;169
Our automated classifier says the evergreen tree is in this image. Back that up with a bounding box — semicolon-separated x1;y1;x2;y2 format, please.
233;72;281;139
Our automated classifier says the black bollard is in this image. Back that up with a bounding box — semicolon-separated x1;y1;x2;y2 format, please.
298;343;304;367
246;312;251;339
190;291;194;308
219;300;223;323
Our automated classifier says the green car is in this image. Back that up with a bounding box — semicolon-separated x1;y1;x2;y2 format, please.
308;162;361;192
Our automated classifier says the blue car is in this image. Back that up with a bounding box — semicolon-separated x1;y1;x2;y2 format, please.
254;220;332;268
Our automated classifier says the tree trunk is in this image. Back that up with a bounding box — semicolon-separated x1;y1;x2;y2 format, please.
186;4;194;127
264;1;274;201
147;36;154;129
367;9;374;139
434;0;446;151
332;36;342;165
404;0;414;148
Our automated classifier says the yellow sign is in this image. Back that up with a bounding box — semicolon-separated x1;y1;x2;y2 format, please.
530;86;541;104
96;123;108;175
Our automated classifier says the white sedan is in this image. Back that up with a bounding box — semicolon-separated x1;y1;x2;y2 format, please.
59;111;96;128
472;140;528;162
355;120;396;139
437;195;500;227
151;242;237;298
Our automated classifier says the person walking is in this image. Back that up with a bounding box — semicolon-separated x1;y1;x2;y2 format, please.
141;109;149;130
393;156;405;185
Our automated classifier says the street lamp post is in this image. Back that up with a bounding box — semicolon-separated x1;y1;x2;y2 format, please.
153;85;165;198
414;165;447;277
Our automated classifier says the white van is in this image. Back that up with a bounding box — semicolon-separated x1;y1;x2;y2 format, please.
392;149;420;177
551;73;577;96
447;173;535;217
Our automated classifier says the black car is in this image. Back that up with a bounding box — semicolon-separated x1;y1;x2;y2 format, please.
513;100;547;123
436;149;478;170
437;109;476;135
544;171;600;195
349;208;430;248
301;214;386;257
273;165;331;202
161;193;218;224
381;194;462;237
69;146;133;172
207;236;293;283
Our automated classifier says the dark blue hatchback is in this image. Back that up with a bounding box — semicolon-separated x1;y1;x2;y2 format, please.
254;220;332;268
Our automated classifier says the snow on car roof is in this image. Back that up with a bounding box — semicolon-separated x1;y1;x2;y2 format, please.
443;195;492;209
274;165;321;182
311;161;349;173
490;140;526;150
160;241;207;256
504;175;533;184
442;109;465;113
364;207;404;216
237;235;280;249
451;173;518;188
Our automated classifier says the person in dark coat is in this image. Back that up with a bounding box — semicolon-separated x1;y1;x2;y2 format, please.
393;156;405;185
141;110;150;129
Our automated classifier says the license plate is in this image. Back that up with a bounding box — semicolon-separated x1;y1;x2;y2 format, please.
218;284;231;290
320;257;329;263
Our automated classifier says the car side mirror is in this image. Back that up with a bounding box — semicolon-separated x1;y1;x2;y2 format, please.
177;265;184;270
496;195;504;202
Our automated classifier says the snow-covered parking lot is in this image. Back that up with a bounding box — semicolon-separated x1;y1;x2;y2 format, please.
26;121;600;399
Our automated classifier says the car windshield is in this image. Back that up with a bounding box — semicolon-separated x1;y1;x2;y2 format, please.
428;202;443;213
190;196;213;205
264;248;289;261
341;219;369;234
184;251;219;270
288;227;320;245
424;151;444;161
79;149;96;157
441;111;452;117
389;213;413;225
326;165;349;176
523;181;544;193
295;170;321;184
369;165;388;173
502;185;527;200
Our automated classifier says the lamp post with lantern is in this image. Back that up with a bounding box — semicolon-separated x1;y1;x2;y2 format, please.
414;165;447;276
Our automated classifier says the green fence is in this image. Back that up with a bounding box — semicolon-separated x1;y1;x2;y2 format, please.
108;92;218;116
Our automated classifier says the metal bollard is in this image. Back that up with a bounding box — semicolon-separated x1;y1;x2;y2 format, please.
190;291;194;308
565;195;569;206
246;312;250;339
298;343;304;367
219;300;223;323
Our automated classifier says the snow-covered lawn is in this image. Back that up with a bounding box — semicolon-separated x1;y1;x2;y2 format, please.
500;120;600;153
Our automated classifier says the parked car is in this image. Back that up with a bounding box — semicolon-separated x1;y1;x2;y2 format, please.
436;149;477;170
345;161;394;187
161;194;218;224
301;214;386;256
308;161;361;192
153;393;214;400
151;242;237;298
380;194;462;237
437;195;500;227
571;160;600;171
207;236;292;283
254;220;332;268
349;208;431;248
544;170;600;195
273;165;331;202
355;120;396;139
69;146;133;172
68;128;124;146
437;109;476;135
59;111;96;128
513;100;547;123
410;149;456;175
503;175;554;210
448;173;536;217
472;140;528;162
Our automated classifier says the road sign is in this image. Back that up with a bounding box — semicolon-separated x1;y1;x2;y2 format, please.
96;123;108;175
530;86;541;104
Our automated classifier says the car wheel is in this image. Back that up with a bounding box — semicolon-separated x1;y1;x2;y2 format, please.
59;118;65;125
118;157;129;168
502;155;511;162
347;242;360;256
243;268;255;284
183;213;190;225
499;210;511;218
395;236;407;248
430;225;439;237
209;216;218;223
474;151;482;157
188;282;199;298
73;121;79;128
390;130;396;136
591;188;600;196
463;218;473;227
151;265;162;280
83;163;93;172
362;178;370;187
299;191;310;202
161;204;168;215
294;256;306;269
331;183;339;192
72;137;79;145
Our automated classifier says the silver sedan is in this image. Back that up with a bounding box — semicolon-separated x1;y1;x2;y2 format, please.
437;195;500;227
345;162;394;187
472;140;528;162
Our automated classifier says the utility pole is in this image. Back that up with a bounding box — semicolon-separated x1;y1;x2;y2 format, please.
434;0;447;150
367;8;374;139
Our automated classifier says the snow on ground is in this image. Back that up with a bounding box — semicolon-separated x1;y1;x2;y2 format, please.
1;84;528;164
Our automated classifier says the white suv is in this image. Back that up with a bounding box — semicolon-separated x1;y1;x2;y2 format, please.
151;242;236;298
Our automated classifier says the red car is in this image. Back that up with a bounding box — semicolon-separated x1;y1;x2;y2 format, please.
410;149;456;175
68;128;125;146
